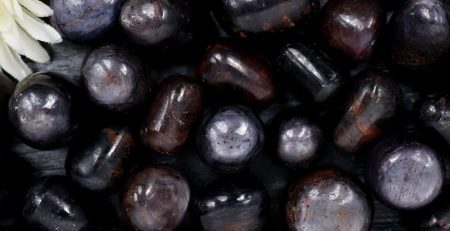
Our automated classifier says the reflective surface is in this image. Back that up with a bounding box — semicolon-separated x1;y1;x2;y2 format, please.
198;41;276;108
321;0;383;61
8;73;80;149
123;165;190;231
81;45;148;112
389;0;450;67
218;0;319;36
366;136;445;210
140;75;204;155
23;177;88;231
277;43;342;103
197;105;264;172
418;96;450;145
275;115;322;168
287;169;372;231
120;0;192;47
66;126;135;191
50;0;125;42
196;177;269;231
334;71;399;153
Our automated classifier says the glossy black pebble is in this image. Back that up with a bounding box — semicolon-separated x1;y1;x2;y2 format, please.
388;0;450;67
66;126;135;191
196;177;269;231
50;0;125;42
81;45;149;111
23;177;88;231
8;73;80;149
277;43;342;103
366;136;445;210
273;112;323;169
197;105;264;172
287;169;373;231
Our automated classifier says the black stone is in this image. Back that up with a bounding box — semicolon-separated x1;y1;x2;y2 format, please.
8;73;80;149
196;176;269;231
197;105;264;173
66;126;135;191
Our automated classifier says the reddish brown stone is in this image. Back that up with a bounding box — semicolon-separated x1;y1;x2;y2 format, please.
140;75;204;155
197;41;277;108
321;0;384;61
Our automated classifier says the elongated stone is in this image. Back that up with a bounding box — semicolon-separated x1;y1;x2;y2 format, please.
140;75;203;155
333;71;399;153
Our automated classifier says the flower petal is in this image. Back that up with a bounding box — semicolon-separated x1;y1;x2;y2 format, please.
3;0;24;18
12;0;24;18
16;9;62;43
0;37;32;80
18;0;53;17
2;0;14;14
2;21;50;63
0;7;14;32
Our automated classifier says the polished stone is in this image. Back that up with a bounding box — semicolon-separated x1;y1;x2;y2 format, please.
140;75;203;155
197;105;264;172
198;41;276;108
218;0;319;36
333;71;399;153
120;0;193;47
66;126;135;191
196;177;269;231
277;43;342;103
50;0;125;42
123;165;190;231
81;45;149;112
8;73;80;149
321;0;384;61
275;114;322;168
388;0;450;67
23;177;88;231
366;136;445;210
287;169;372;231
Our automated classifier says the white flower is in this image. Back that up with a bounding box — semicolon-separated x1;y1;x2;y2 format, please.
0;0;62;80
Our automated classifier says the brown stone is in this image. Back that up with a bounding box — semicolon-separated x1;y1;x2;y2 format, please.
140;75;204;155
321;0;384;61
197;41;277;108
